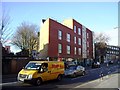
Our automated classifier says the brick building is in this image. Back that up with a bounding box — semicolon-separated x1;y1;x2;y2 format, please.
39;18;93;64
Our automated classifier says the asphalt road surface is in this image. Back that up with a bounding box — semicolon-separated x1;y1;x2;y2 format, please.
1;63;120;90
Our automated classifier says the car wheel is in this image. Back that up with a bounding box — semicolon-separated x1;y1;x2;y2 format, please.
57;75;62;81
35;78;42;86
82;71;85;76
73;73;76;77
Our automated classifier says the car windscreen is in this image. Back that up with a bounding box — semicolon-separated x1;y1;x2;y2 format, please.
68;66;77;70
25;62;41;70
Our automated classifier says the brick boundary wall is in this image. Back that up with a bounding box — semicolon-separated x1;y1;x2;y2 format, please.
2;58;30;75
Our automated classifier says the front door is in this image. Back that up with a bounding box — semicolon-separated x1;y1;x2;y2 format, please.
37;63;50;81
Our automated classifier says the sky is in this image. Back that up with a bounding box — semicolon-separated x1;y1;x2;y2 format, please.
1;2;118;53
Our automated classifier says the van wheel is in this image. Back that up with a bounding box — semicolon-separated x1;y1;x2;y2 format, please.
35;78;42;86
57;75;62;81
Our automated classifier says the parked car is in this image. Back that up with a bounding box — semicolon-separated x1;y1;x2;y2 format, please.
92;62;100;68
64;65;85;77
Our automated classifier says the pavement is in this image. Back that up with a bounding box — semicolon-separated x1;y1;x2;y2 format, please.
2;74;17;83
75;73;120;88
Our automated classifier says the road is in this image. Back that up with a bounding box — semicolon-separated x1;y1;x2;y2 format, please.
1;63;120;90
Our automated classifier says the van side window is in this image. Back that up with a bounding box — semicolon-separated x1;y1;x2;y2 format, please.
41;63;48;72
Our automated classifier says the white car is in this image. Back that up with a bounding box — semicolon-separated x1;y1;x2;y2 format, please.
64;65;85;77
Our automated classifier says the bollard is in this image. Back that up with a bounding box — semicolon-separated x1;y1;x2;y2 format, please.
107;71;110;78
107;63;109;67
100;71;104;81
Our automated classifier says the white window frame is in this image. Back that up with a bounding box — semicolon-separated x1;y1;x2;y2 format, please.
67;45;70;54
58;44;62;54
67;33;70;42
58;30;62;40
74;25;76;33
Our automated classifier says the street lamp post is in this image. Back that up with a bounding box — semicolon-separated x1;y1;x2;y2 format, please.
114;27;120;62
114;27;120;46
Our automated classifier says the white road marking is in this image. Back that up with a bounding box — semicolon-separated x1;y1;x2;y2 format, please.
71;76;82;80
0;82;18;86
71;74;89;80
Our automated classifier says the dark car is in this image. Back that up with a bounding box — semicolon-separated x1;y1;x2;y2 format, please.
92;62;100;68
108;60;114;64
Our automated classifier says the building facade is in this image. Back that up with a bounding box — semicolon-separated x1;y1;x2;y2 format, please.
95;43;120;63
39;18;93;63
106;45;120;61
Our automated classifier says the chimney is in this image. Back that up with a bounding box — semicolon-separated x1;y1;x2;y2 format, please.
42;19;46;23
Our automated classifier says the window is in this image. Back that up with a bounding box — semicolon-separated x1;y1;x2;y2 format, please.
87;42;89;47
67;45;70;54
78;28;81;35
58;30;62;40
25;63;42;70
87;50;89;56
74;47;77;55
87;33;89;38
67;33;70;42
58;44;62;53
78;38;81;45
78;48;81;55
74;25;76;33
74;37;76;44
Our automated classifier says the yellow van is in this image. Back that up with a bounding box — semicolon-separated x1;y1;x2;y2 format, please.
17;61;64;85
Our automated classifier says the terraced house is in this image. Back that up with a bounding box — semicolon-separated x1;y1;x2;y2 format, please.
39;18;93;64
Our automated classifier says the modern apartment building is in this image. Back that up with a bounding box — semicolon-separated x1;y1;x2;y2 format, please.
106;45;120;60
39;18;93;62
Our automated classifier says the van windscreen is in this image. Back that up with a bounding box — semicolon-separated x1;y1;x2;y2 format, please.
25;63;41;70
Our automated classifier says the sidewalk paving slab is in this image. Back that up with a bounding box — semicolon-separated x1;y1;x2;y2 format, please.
75;73;119;88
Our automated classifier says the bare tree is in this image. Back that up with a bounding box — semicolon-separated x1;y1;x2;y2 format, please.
11;22;39;56
93;32;110;63
0;9;12;45
93;32;110;48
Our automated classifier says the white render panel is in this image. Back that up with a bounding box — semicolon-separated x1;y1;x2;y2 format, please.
82;25;87;58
